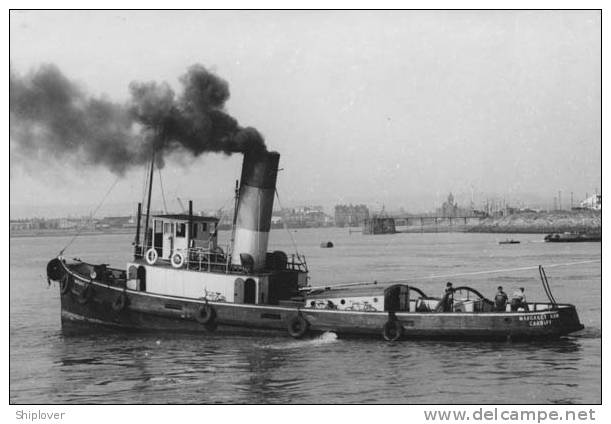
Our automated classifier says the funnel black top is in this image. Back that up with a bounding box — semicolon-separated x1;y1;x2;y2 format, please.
240;150;280;189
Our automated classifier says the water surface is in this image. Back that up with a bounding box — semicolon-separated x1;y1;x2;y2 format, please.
10;229;601;403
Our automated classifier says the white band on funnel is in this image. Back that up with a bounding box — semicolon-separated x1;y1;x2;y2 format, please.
231;227;270;271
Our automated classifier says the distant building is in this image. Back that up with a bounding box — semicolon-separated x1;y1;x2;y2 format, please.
99;216;134;228
440;193;459;217
10;220;39;231
471;209;489;218
334;204;370;227
58;218;76;229
438;193;492;217
279;206;332;228
580;194;601;211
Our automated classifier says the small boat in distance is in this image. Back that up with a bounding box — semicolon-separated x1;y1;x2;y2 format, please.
46;150;584;341
499;239;520;245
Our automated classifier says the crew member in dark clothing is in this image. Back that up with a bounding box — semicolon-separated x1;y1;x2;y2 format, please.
435;282;454;312
494;286;508;312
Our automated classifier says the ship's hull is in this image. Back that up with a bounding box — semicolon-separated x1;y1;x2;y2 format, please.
59;275;584;341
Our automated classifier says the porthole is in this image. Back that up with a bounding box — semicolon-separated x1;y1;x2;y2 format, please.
373;297;378;303
340;299;346;305
310;301;315;307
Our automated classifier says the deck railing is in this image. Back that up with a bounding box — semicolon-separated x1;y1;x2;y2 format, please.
133;244;308;274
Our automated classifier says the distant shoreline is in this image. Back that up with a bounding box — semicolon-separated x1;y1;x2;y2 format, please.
10;210;601;238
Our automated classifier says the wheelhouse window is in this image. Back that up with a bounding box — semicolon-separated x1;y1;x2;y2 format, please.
176;223;186;238
202;222;208;232
192;223;198;238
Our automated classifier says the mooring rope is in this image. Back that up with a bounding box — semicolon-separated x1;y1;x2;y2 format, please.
58;176;121;256
306;259;601;291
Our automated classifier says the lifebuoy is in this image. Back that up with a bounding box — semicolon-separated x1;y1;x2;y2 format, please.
112;292;129;312
382;320;403;342
171;251;185;268
195;304;216;325
287;315;309;339
145;248;158;265
76;284;95;305
59;274;73;295
46;258;65;281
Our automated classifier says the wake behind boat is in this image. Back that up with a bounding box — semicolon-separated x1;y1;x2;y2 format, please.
46;150;584;341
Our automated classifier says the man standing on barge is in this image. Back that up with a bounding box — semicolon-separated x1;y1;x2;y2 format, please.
435;282;454;312
494;286;508;311
511;287;529;312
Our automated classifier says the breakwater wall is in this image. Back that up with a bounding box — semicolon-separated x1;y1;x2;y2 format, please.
395;216;481;233
467;210;601;234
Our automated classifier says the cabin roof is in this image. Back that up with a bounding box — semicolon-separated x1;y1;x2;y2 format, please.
152;214;219;222
307;286;387;299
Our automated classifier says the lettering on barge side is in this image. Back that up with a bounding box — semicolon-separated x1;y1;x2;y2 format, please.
518;312;560;327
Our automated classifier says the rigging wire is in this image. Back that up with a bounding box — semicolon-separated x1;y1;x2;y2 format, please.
141;158;151;208
305;259;601;291
158;166;168;214
274;189;301;256
216;195;238;223
58;176;121;256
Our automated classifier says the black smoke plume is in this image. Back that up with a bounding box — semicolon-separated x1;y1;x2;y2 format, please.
10;63;266;175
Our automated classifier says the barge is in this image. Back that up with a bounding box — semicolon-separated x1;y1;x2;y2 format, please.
544;232;601;243
46;150;584;341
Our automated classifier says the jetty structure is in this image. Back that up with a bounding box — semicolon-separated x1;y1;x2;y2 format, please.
362;216;397;235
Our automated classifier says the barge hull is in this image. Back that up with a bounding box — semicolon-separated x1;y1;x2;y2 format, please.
59;278;583;341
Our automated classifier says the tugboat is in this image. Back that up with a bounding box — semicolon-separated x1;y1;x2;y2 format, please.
46;150;584;341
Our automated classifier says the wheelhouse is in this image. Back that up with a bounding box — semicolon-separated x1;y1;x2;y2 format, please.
149;214;219;261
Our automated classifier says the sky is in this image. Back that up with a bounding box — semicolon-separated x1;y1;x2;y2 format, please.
9;10;601;218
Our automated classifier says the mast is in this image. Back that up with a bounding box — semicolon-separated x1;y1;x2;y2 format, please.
188;200;193;248
229;179;239;258
143;147;156;250
134;202;142;258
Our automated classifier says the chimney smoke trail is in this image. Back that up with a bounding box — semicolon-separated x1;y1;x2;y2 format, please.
10;63;266;175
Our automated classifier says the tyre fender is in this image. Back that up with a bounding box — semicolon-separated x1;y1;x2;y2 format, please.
46;258;65;281
382;320;403;342
195;304;216;325
287;314;309;339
